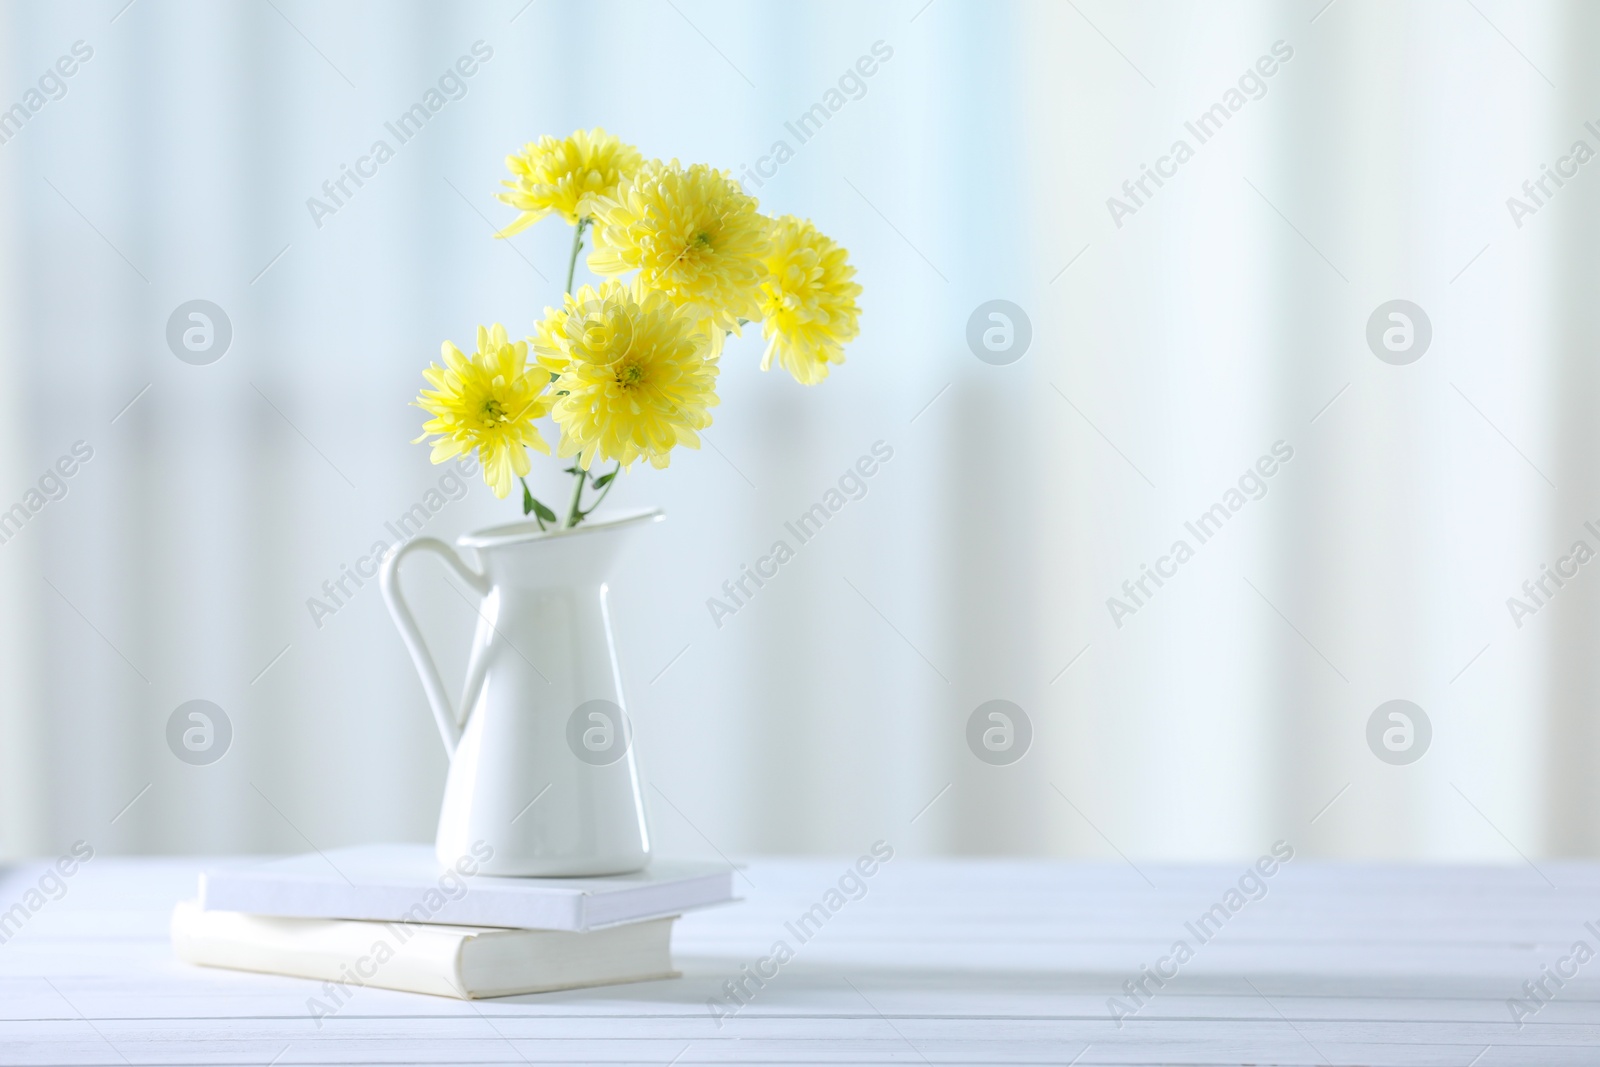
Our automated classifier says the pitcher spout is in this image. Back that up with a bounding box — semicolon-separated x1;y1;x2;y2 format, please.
458;507;664;589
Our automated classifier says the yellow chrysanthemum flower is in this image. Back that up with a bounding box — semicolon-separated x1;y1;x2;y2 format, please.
495;127;643;235
586;160;771;346
534;280;718;471
759;216;862;385
414;324;552;498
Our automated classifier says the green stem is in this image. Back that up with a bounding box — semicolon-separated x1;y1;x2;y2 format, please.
558;218;591;529
562;461;587;528
582;462;622;520
564;217;588;295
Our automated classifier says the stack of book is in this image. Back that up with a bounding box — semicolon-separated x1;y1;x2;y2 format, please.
171;845;735;999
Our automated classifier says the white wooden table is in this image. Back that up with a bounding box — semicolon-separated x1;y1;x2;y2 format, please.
3;855;1599;1064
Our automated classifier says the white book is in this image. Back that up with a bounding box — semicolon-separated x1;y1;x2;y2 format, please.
198;845;735;931
171;900;678;1000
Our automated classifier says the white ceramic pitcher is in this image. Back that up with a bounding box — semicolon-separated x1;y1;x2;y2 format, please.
380;508;660;876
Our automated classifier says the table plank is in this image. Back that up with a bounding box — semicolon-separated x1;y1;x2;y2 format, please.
1;857;1596;1065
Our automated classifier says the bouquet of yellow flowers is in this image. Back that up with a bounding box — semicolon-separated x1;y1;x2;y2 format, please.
412;128;862;529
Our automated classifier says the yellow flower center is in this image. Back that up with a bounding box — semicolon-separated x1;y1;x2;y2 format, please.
617;363;644;387
669;229;716;271
482;397;508;423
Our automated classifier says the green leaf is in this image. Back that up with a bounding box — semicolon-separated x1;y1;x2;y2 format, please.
529;497;558;524
591;470;616;489
521;481;545;528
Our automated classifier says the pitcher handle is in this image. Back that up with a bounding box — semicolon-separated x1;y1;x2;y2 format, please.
380;537;491;757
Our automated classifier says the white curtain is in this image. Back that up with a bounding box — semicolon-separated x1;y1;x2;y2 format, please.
0;0;1591;864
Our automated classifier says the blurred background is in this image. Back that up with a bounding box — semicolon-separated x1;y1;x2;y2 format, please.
0;0;1589;863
